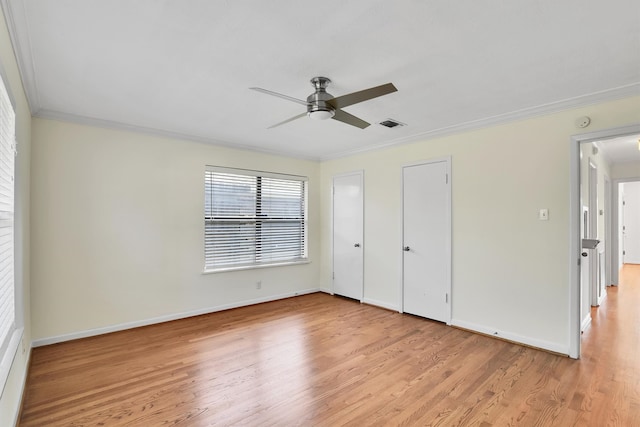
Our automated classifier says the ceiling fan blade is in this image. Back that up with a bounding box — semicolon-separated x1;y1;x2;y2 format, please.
332;109;370;129
327;83;397;109
250;87;309;106
267;112;307;129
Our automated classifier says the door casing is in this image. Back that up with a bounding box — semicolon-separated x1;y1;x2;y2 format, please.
570;123;640;359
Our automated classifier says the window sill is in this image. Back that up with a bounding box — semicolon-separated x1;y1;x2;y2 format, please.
202;259;310;274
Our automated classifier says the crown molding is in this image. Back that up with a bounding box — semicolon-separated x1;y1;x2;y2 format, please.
321;83;640;161
1;0;40;112
33;109;322;162
34;81;640;164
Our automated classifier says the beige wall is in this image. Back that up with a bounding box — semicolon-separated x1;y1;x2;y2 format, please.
612;161;640;180
0;6;31;427
320;96;640;353
30;118;321;341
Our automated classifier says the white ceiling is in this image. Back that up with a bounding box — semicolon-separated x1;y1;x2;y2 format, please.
2;0;640;160
596;133;640;164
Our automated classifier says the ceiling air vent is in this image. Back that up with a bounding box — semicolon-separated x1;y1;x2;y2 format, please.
378;119;406;128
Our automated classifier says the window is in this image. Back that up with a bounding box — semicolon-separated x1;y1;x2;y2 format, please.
204;166;308;271
0;67;17;393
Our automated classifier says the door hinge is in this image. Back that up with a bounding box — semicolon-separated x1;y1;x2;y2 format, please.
445;293;449;303
445;173;448;184
623;251;626;255
332;272;335;280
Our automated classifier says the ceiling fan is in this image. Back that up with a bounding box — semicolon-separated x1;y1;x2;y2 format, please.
250;77;397;129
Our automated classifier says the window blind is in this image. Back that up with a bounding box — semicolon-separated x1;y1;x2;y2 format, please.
0;73;15;363
205;167;308;270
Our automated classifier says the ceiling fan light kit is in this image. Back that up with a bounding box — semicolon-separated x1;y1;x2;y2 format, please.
251;76;397;129
308;110;334;120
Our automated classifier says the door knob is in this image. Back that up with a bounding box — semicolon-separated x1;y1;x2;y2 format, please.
581;252;588;257
403;246;410;252
354;243;360;248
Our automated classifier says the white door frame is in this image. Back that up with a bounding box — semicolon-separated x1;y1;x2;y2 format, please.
332;170;365;301
614;178;640;273
569;123;640;359
399;156;452;325
604;174;611;288
588;160;598;306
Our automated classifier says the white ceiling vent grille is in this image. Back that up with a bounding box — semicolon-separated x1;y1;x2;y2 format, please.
378;119;406;128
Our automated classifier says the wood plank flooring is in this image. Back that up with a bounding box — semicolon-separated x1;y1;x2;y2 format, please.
19;265;640;426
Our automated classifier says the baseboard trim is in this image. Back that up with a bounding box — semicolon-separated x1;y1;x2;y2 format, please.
32;288;321;347
362;298;399;312
597;292;607;307
451;319;569;356
11;346;31;427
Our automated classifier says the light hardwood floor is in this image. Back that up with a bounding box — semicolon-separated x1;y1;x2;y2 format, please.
18;265;640;426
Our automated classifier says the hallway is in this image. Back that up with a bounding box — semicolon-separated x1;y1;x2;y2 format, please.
577;264;640;425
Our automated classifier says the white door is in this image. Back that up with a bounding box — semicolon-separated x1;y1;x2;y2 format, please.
623;181;640;264
333;172;364;300
402;159;450;323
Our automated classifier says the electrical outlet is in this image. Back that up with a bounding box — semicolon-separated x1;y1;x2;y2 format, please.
256;280;262;290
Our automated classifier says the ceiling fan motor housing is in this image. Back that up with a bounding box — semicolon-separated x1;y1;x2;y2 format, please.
307;77;335;119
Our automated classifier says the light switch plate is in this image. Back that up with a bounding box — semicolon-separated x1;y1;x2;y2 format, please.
539;208;549;221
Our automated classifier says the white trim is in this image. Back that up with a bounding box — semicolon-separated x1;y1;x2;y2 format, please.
0;0;38;110
32;288;320;347
569;123;640;359
597;288;607;307
202;259;310;274
452;319;570;355
612;176;640;284
362;298;398;312
581;315;592;333
27;84;640;164
206;165;307;182
9;343;29;427
0;327;22;395
323;83;640;161
588;159;598;307
34;109;320;161
32;86;640;163
0;52;22;397
400;156;452;325
597;245;606;305
331;170;365;302
604;174;612;287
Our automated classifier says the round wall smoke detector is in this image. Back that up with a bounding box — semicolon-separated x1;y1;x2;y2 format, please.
575;116;591;128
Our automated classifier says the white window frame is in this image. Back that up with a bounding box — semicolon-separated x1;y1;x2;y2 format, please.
204;166;309;273
0;60;22;396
